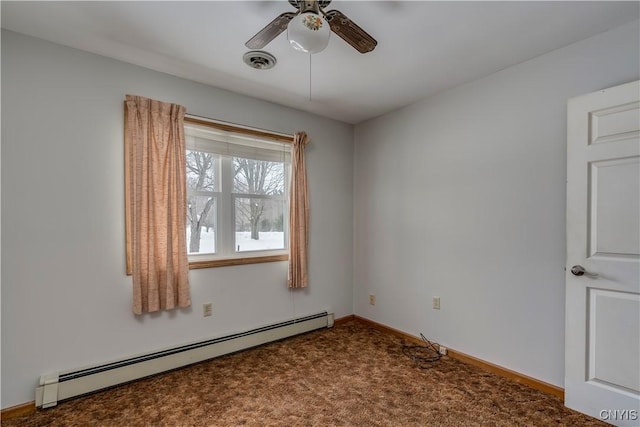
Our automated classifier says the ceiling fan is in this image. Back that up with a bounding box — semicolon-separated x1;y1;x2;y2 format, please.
246;0;377;54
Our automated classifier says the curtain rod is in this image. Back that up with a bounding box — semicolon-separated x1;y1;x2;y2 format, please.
185;113;294;142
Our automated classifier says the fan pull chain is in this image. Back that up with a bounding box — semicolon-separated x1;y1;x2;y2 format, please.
308;53;312;101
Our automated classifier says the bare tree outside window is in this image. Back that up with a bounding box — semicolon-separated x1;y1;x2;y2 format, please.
233;158;284;241
186;150;216;253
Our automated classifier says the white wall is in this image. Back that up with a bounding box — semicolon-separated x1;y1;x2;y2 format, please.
354;21;639;388
1;30;354;408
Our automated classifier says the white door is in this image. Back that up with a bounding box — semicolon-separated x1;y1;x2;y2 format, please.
565;80;640;426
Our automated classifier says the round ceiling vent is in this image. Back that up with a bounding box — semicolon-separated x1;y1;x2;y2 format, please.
243;50;277;70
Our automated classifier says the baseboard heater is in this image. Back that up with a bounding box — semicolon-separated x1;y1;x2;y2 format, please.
36;311;333;408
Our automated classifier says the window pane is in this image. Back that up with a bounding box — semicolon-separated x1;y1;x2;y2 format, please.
235;198;285;252
187;196;216;254
233;157;284;195
186;150;216;192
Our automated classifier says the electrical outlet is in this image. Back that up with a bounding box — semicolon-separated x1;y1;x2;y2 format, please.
432;296;441;310
439;345;448;355
369;294;376;305
203;302;213;317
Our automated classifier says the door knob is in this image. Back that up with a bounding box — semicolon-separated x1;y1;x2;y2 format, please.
570;265;598;278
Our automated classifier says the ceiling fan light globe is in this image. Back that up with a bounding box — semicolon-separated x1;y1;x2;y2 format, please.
287;12;330;54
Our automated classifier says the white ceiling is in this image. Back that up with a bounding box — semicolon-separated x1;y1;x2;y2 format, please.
2;1;638;124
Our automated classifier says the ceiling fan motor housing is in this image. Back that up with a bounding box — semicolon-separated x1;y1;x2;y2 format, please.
289;0;332;11
300;1;320;13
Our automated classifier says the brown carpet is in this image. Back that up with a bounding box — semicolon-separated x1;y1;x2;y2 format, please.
2;321;604;426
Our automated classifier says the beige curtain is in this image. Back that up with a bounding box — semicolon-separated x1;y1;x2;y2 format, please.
125;95;191;314
288;131;310;288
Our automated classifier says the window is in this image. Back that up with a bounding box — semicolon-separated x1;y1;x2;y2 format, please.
184;117;292;269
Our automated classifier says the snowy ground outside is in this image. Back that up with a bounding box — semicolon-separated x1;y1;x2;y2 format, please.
187;229;284;254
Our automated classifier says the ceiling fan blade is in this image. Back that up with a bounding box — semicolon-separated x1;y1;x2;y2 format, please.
245;12;297;49
324;10;377;53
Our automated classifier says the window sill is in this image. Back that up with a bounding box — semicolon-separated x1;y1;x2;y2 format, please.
126;254;289;275
188;254;288;269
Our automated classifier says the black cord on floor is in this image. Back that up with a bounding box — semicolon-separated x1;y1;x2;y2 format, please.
402;333;441;369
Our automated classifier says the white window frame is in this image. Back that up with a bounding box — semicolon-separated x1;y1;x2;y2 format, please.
184;116;292;269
